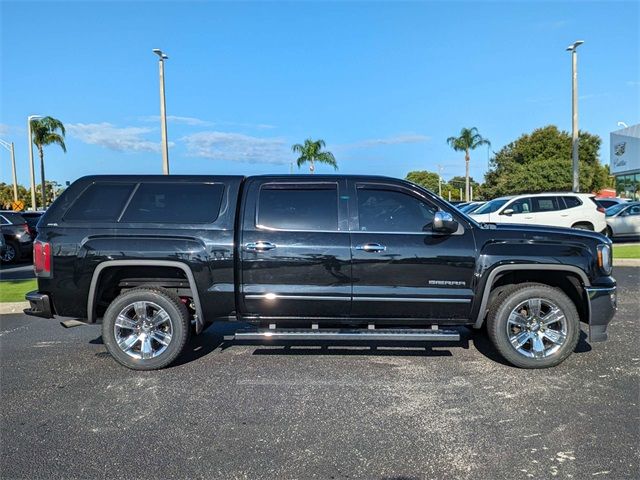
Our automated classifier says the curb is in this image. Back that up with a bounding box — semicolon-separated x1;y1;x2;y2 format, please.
0;301;29;315
613;259;640;267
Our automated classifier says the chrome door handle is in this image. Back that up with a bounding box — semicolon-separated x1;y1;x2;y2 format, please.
356;243;386;253
245;241;276;252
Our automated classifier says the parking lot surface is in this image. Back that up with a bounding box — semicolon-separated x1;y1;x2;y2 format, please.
1;267;639;479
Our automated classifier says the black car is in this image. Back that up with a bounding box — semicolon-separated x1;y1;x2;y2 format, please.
20;211;44;237
25;175;616;370
0;211;34;264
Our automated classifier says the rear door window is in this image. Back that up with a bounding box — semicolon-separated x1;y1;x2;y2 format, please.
257;184;338;231
531;196;560;212
64;183;136;222
121;183;225;223
563;196;582;209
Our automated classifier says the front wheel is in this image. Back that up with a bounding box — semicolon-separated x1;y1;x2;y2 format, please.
487;283;580;368
102;287;190;370
1;241;20;264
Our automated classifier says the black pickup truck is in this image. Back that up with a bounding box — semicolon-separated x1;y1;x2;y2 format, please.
25;175;617;370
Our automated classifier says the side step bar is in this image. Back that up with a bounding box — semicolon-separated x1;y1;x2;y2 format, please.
233;328;460;342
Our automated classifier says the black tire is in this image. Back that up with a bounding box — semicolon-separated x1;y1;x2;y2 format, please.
1;240;21;264
606;226;614;238
102;287;190;370
486;283;580;368
571;222;593;231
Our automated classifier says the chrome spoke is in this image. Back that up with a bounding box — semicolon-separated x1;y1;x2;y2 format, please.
149;310;170;328
508;313;529;328
510;331;531;350
117;333;140;351
141;334;154;359
115;314;138;330
541;307;565;326
150;330;172;346
528;298;542;317
531;334;545;358
543;329;566;345
133;301;148;321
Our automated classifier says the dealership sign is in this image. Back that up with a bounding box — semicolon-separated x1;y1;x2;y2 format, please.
610;124;640;175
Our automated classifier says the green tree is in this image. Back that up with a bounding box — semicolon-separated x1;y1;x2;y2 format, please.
483;125;607;198
31;116;66;208
292;138;337;174
0;183;30;210
405;170;441;193
446;127;490;202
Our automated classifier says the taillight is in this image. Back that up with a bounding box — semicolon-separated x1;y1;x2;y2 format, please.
33;240;51;278
22;223;30;234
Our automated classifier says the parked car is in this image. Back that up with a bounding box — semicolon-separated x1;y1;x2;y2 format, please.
20;211;45;237
605;201;640;239
0;234;5;258
25;175;616;370
459;201;485;214
470;193;606;232
595;197;631;210
0;211;33;264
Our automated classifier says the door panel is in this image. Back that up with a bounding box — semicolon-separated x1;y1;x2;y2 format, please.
239;178;351;318
349;182;476;320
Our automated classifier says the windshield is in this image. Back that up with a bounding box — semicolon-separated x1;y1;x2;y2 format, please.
605;203;627;216
473;198;509;215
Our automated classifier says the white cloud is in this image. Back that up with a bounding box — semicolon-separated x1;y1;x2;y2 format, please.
139;115;275;130
67;122;166;153
0;123;22;136
181;131;290;164
338;134;430;150
627;80;640;87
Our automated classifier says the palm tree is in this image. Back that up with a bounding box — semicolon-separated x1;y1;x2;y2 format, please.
447;127;490;202
291;138;337;174
31;116;66;208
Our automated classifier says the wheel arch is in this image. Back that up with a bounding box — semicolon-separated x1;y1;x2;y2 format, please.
87;260;204;333
474;264;590;329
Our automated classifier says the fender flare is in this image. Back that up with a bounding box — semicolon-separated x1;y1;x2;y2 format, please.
87;259;205;334
473;264;590;328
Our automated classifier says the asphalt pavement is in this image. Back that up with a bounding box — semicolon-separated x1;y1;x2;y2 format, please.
1;267;639;479
0;262;35;281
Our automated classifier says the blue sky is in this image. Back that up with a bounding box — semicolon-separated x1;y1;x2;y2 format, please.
1;1;638;187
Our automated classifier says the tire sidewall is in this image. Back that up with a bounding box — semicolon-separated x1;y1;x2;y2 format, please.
489;285;580;368
102;289;188;370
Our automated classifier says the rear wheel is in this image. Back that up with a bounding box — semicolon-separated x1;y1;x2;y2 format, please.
0;241;20;264
606;226;614;238
571;222;593;231
487;283;580;368
102;287;190;370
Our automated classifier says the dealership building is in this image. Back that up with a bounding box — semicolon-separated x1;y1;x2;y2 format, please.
610;123;640;200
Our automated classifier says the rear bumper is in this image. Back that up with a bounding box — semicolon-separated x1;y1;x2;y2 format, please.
24;291;54;319
586;286;617;342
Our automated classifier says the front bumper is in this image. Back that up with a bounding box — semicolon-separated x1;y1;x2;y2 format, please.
586;286;617;342
24;291;54;319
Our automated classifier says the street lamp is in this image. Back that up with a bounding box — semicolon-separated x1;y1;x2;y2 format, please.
152;49;170;175
27;114;43;210
566;40;584;192
0;139;18;202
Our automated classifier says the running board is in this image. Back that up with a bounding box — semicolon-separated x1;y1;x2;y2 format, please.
233;328;460;342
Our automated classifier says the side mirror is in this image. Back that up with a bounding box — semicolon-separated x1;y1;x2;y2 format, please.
502;208;514;216
432;211;459;234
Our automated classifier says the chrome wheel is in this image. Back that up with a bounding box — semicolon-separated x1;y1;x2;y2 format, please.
113;301;173;360
1;244;16;263
506;298;567;359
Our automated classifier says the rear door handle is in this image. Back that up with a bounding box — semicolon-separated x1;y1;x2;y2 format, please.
356;243;386;253
245;241;276;252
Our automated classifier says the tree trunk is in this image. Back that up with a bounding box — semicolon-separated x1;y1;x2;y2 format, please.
309;159;315;174
39;147;46;209
465;150;470;202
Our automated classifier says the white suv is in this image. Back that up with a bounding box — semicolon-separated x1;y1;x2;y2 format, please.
470;193;606;232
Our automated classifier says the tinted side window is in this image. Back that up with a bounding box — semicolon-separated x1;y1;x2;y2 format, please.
65;183;135;222
121;183;225;223
563;196;582;209
357;187;437;232
257;184;338;231
532;196;559;212
626;205;640;216
506;198;531;214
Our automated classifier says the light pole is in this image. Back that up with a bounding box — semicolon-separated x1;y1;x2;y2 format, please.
27;114;43;210
152;49;170;175
566;40;584;192
0;139;18;202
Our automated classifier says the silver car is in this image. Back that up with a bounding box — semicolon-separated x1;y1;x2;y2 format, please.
605;201;640;238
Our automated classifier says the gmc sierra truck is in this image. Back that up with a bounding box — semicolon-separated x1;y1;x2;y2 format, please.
24;175;617;370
